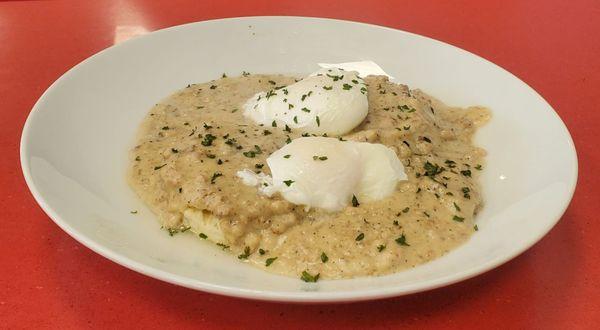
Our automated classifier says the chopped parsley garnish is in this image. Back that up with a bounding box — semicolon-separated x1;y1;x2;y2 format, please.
424;162;443;177
312;155;328;161
271;120;277;127
284;124;292;132
461;169;472;177
199;233;208;239
268;80;276;85
284;154;291;159
210;172;223;184
326;73;343;81
243;145;262;158
293;116;298;124
474;225;479;231
180;226;191;233
475;164;483;170
206;153;216;159
342;83;352;90
351;195;360;207
395;234;410;246
282;88;289;95
316;116;321;127
453;202;461;211
255;163;264;169
283;180;295;186
453;215;465;222
238;246;251;259
265;90;277;99
265;257;277;266
203;123;213;130
285;136;292;144
444;159;457;168
242;71;250;76
210;85;217;89
171;148;179;153
217;159;223;165
201;133;217;146
217;243;229;250
300;270;320;283
377;244;386;252
323;86;333;90
301;107;311;113
421;136;432;143
135;156;141;161
153;164;167;170
288;104;294;110
320;252;329;263
263;130;272;135
462;187;471;199
259;248;266;255
360;87;367;94
161;126;170;130
130;210;138;214
355;233;365;241
423;211;430;218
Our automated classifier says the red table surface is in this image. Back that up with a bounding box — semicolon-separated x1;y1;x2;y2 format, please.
1;0;599;328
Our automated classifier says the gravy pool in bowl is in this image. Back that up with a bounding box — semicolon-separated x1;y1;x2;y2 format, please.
128;70;490;280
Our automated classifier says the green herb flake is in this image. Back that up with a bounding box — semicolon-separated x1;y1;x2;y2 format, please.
272;120;277;127
323;86;333;90
342;83;353;90
293;116;298;124
320;252;329;263
461;169;472;177
453;202;461;211
283;180;295;187
199;233;208;239
259;248;266;255
377;244;386;252
284;154;291;159
300;270;320;283
288;104;294;110
453;215;465;222
130;210;138;214
268;80;276;85
352;195;360;207
154;164;167;170
255;163;264;169
475;164;483;170
263;130;272;135
217;243;229;250
474;225;479;231
462;187;471;199
210;172;223;184
360;87;367;94
238;246;251;259
301;107;311;113
316;116;321;127
201;134;217;146
355;233;365;241
284;124;292;132
402;207;410;213
265;257;277;266
210;85;217;89
395;234;410;246
265;90;277;99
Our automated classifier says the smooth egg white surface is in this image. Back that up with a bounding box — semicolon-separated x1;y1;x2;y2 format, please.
243;68;368;135
243;137;407;211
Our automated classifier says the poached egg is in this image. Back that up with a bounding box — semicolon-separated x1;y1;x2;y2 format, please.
238;137;407;211
243;68;368;136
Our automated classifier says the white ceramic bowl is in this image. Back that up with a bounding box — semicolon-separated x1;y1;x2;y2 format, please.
20;17;577;302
